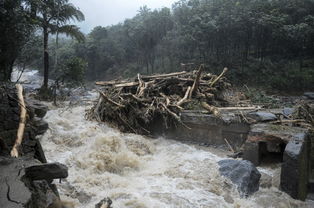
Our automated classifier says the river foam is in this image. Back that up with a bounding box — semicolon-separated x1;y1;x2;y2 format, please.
39;103;308;208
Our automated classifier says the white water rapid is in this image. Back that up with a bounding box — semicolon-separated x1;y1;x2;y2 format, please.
38;101;309;208
14;69;310;207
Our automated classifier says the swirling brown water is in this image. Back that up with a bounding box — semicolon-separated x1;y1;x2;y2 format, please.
39;103;309;208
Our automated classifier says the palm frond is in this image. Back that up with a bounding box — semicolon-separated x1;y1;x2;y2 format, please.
51;25;85;42
57;3;85;23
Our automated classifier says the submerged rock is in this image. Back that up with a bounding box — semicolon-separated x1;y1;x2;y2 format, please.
247;111;277;122
218;159;261;197
95;197;113;208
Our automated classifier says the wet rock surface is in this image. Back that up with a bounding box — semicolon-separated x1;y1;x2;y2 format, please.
33;117;49;135
0;85;49;160
281;131;310;200
0;84;64;208
218;159;261;197
95;197;113;208
25;163;68;181
0;157;59;208
27;101;48;118
247;111;277;122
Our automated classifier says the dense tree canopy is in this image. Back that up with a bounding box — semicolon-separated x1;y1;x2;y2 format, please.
7;0;314;91
0;0;34;81
71;0;314;90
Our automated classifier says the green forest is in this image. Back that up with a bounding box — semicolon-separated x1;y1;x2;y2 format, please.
1;0;314;92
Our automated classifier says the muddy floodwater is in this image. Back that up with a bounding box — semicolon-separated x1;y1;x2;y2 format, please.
12;69;309;207
37;102;308;208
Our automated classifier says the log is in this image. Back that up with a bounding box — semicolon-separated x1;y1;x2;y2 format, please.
224;138;235;153
270;119;306;124
201;102;220;117
177;86;191;106
99;91;125;108
210;67;228;87
160;103;191;130
160;93;170;106
217;107;260;111
114;82;139;88
95;80;125;86
189;65;203;99
141;71;187;80
121;93;150;103
10;84;27;158
137;74;149;97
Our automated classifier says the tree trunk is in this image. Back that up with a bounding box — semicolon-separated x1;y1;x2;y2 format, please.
43;26;49;89
0;51;16;82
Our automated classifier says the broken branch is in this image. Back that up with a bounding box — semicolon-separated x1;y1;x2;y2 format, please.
10;84;27;158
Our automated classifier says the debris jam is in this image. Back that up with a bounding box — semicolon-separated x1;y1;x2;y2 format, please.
89;67;232;135
40;102;307;208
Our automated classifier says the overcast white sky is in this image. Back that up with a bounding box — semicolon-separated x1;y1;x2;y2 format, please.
70;0;177;33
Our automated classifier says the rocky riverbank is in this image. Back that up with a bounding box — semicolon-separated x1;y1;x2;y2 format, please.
0;84;68;208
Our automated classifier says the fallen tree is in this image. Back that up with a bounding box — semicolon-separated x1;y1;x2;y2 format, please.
88;66;237;135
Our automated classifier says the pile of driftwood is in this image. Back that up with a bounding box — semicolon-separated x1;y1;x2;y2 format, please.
88;66;233;135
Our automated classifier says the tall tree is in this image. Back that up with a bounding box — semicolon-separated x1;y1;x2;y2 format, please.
32;0;85;89
0;0;34;81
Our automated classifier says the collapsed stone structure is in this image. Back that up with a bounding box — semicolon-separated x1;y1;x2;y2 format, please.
165;107;314;200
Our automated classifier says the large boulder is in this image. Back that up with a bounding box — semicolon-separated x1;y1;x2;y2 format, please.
95;197;113;208
218;159;261;197
25;162;68;181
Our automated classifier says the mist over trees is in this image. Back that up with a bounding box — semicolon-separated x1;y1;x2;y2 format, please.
0;0;85;89
2;0;314;91
0;0;34;81
74;0;314;90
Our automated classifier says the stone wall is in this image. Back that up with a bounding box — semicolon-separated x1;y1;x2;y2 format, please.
165;110;250;150
162;109;313;201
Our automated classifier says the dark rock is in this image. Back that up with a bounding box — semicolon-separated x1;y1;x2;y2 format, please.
283;108;294;117
243;141;260;166
280;132;310;200
218;159;261;197
304;92;314;100
33;139;47;163
95;197;113;208
0;157;59;208
25;162;68;181
247;111;277;122
76;191;92;203
0;85;63;208
27;101;48;118
33;117;49;135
